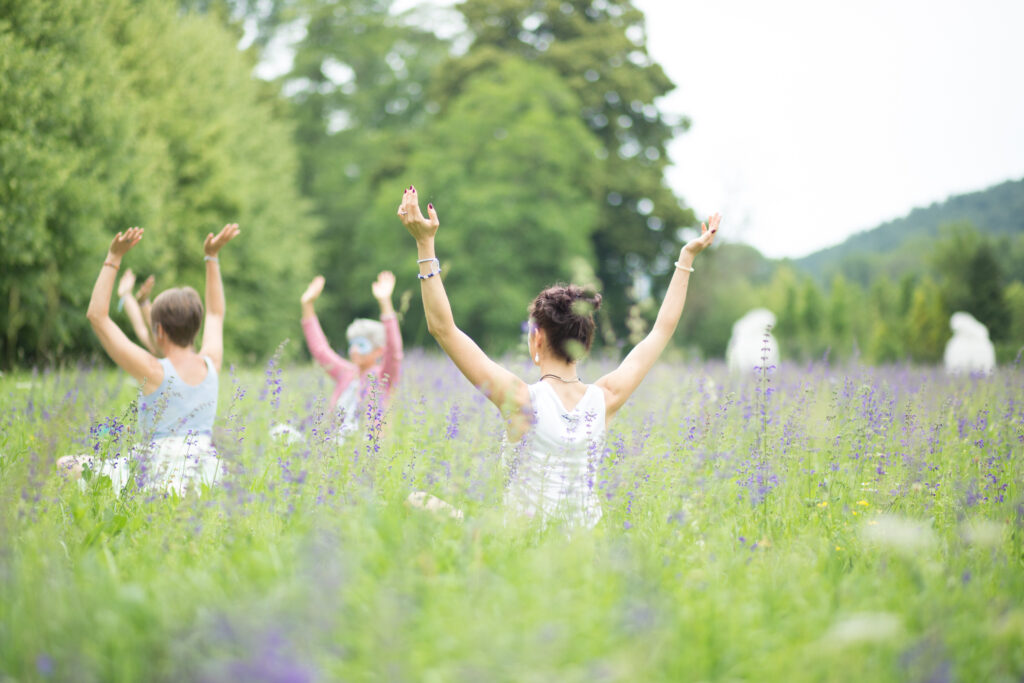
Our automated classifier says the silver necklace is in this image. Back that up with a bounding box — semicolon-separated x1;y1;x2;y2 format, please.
539;373;581;384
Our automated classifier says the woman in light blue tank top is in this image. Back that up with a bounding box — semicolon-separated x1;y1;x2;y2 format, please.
397;185;721;528
58;223;240;495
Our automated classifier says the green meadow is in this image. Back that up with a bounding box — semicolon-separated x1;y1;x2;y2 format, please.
1;354;1021;681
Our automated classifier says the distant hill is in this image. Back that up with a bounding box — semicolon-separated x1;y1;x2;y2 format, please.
793;177;1024;284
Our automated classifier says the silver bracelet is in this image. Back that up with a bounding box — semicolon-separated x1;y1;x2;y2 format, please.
417;257;440;280
204;255;219;263
674;261;694;272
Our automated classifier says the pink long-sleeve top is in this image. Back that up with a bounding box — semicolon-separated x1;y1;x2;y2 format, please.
301;313;403;412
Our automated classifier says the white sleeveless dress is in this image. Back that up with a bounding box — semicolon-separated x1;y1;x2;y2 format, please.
85;357;220;496
502;381;605;529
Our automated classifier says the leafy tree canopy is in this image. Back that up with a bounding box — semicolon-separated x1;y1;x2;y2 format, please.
0;0;318;368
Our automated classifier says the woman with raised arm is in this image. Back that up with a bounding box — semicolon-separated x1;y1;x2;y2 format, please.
398;185;719;528
292;270;403;440
117;269;157;355
58;223;241;496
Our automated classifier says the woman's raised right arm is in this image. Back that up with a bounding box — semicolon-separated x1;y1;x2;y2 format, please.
397;186;527;415
87;229;163;385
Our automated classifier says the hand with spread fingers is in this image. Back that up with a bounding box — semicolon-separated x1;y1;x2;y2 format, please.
682;213;721;257
396;185;439;243
109;228;144;258
204;223;241;258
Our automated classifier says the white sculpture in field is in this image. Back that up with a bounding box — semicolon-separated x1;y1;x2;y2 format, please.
943;312;995;375
727;308;780;375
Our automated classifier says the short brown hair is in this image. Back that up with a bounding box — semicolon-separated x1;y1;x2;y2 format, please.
151;287;203;347
529;284;602;362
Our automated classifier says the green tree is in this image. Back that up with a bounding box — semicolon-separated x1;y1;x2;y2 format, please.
439;0;694;334
767;266;801;353
930;224;1009;341
676;243;772;358
0;0;317;367
267;0;451;346
866;278;904;363
904;277;947;362
826;274;858;361
350;58;604;351
799;277;826;358
1004;281;1024;361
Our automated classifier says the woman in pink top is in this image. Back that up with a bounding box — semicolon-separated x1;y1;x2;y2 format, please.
298;271;403;438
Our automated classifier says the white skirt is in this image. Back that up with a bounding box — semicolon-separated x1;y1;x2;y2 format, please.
84;434;221;496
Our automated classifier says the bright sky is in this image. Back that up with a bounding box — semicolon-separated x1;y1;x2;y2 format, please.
262;1;1024;259
634;0;1024;257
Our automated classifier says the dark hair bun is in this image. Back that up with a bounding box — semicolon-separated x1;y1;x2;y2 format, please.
529;283;602;362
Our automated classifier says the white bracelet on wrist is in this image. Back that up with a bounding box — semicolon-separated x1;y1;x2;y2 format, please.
417;257;441;280
674;261;694;272
204;255;218;263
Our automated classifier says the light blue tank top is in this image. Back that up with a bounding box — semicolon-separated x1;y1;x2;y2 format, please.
138;356;218;439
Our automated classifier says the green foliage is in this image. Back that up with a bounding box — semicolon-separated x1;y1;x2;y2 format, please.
2;357;1023;679
439;0;695;334
1004;281;1024;361
797;177;1024;285
268;0;451;345
904;277;946;363
356;58;604;351
0;0;317;368
676;243;777;357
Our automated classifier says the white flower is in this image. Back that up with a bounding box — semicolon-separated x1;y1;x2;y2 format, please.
861;515;937;555
960;519;1003;548
823;612;903;648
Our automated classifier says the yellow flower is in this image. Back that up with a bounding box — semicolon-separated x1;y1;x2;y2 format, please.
857;500;869;507
817;501;829;508
835;545;844;551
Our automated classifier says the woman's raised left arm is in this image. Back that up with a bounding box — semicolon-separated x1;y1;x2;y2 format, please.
198;223;240;372
596;214;721;419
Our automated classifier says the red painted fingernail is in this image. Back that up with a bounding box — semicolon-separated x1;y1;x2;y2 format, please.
428;203;433;210
712;229;717;233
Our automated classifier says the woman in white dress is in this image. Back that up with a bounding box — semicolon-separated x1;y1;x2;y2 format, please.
397;186;719;528
58;223;240;495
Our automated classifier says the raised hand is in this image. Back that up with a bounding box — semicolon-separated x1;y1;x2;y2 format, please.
371;271;396;301
204;223;241;257
117;269;137;298
682;213;721;257
109;228;144;258
396;185;439;243
301;275;326;305
136;275;155;303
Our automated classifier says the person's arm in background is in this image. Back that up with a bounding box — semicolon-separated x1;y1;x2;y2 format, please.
300;275;357;387
118;269;157;354
136;274;156;343
372;270;403;394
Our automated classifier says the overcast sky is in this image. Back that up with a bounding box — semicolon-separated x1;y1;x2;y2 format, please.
633;0;1024;258
271;1;1024;259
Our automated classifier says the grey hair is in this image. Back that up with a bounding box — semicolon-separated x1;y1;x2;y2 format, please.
346;318;386;350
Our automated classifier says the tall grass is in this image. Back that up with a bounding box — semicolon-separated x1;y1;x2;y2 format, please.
1;352;1022;681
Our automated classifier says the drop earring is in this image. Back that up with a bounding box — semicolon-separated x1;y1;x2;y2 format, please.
534;353;540;364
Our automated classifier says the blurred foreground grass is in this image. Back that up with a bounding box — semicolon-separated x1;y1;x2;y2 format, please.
1;353;1022;681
